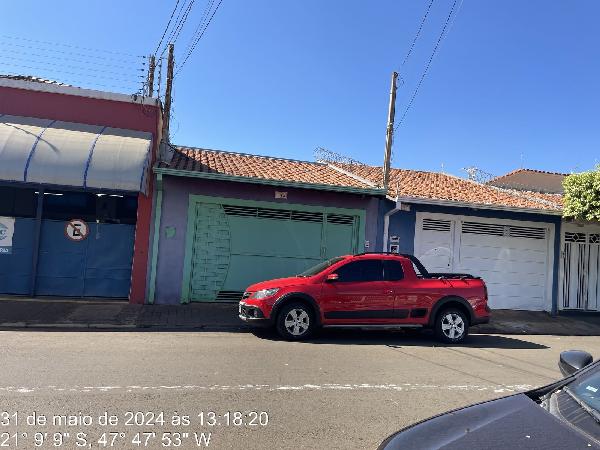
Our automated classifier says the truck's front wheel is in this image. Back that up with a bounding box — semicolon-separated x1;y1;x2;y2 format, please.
434;308;468;344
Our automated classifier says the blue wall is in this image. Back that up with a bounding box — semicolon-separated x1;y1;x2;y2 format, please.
381;199;562;313
0;218;134;298
0;218;35;295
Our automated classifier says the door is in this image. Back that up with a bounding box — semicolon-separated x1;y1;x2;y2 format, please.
415;213;553;311
321;259;395;322
414;217;454;272
186;198;364;302
559;225;600;311
36;220;134;297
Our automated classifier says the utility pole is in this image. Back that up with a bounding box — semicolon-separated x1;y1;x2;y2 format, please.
147;55;156;97
162;43;175;142
382;71;398;190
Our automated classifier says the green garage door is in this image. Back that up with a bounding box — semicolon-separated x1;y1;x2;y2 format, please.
182;197;364;302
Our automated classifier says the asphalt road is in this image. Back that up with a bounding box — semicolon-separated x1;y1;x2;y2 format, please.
0;329;598;449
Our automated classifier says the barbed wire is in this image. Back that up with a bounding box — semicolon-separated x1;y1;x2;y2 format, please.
314;147;369;167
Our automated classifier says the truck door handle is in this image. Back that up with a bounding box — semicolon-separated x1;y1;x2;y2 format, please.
386;290;394;294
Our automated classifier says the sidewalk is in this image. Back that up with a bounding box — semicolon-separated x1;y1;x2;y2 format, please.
0;297;598;335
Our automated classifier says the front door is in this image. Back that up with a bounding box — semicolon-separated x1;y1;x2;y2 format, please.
320;259;395;322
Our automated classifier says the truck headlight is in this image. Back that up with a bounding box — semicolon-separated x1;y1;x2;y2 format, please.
252;288;280;299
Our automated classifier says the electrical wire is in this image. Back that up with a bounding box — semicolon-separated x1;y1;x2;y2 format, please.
0;39;144;65
170;0;197;46
0;54;145;80
400;0;435;68
181;0;214;55
154;0;181;55
175;0;224;75
159;0;190;56
394;0;459;131
0;45;144;73
0;34;143;58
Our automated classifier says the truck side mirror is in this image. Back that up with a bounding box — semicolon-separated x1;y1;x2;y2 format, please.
559;350;593;377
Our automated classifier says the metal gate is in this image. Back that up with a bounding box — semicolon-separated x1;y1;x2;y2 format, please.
36;220;135;297
182;197;364;302
559;224;600;311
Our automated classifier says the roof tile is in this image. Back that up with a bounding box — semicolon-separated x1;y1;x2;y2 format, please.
163;147;380;191
332;164;563;212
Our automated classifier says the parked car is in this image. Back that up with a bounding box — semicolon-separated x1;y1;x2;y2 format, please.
379;350;600;449
238;253;490;342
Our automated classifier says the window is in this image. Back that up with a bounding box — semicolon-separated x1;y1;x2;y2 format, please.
299;257;346;277
383;260;404;281
335;260;384;283
0;187;38;218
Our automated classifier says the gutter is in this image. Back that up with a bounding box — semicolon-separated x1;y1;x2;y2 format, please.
395;195;563;216
382;205;403;252
154;166;387;196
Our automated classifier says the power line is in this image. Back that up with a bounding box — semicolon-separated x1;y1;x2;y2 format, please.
0;45;144;74
400;0;435;68
0;39;144;65
176;0;224;75
0;34;143;58
0;54;145;81
159;0;190;56
394;0;459;131
154;0;181;55
170;0;198;46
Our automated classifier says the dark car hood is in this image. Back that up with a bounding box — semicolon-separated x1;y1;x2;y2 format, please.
380;394;599;450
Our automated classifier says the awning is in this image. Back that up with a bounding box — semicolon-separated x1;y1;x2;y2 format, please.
0;115;153;194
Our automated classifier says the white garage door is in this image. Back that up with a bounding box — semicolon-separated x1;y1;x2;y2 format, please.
415;213;554;311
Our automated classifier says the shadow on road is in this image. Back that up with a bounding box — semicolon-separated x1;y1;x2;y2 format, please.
251;328;549;350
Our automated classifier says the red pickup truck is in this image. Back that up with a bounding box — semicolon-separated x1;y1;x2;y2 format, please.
239;253;490;343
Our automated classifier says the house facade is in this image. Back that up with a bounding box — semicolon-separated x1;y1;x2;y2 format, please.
148;147;385;304
0;76;161;303
324;164;565;313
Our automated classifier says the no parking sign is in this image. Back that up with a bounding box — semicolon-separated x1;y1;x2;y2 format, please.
65;219;89;242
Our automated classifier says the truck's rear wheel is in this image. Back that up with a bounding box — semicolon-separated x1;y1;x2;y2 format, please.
434;308;468;344
276;302;315;340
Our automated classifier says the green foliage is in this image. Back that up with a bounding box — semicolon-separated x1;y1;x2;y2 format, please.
563;166;600;221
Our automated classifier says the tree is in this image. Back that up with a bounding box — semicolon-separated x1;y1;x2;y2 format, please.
563;166;600;221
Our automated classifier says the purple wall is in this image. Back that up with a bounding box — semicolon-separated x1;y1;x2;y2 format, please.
154;175;381;304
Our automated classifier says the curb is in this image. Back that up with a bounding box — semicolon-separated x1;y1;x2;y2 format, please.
0;322;136;329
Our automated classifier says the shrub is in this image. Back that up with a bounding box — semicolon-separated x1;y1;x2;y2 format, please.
563;166;600;221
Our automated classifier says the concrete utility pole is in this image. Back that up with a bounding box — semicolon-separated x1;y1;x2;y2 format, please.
382;71;398;190
147;55;156;97
162;43;175;142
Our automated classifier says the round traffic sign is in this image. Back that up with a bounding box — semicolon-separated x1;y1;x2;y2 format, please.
65;219;89;242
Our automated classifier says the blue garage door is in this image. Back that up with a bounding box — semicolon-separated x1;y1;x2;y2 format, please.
36;220;135;298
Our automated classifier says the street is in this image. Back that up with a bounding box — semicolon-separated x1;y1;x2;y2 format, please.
0;329;598;449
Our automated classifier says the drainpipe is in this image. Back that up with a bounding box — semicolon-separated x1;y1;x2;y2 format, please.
147;173;163;304
382;200;402;252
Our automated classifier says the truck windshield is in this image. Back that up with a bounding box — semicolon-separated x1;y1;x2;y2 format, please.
298;257;346;277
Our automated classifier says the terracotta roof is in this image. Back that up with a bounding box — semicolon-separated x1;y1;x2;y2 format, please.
331;163;563;212
489;168;568;184
161;147;382;191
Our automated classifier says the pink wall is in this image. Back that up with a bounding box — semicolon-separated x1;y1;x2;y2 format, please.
0;84;161;303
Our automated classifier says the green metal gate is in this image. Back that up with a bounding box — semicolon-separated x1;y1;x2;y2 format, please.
181;196;365;302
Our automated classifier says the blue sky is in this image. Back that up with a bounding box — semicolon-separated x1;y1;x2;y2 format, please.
2;1;599;177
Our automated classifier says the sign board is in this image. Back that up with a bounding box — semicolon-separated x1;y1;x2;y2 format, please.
65;219;89;242
0;217;15;254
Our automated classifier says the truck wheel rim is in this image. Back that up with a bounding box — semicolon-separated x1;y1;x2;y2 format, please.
284;309;310;336
441;313;465;340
